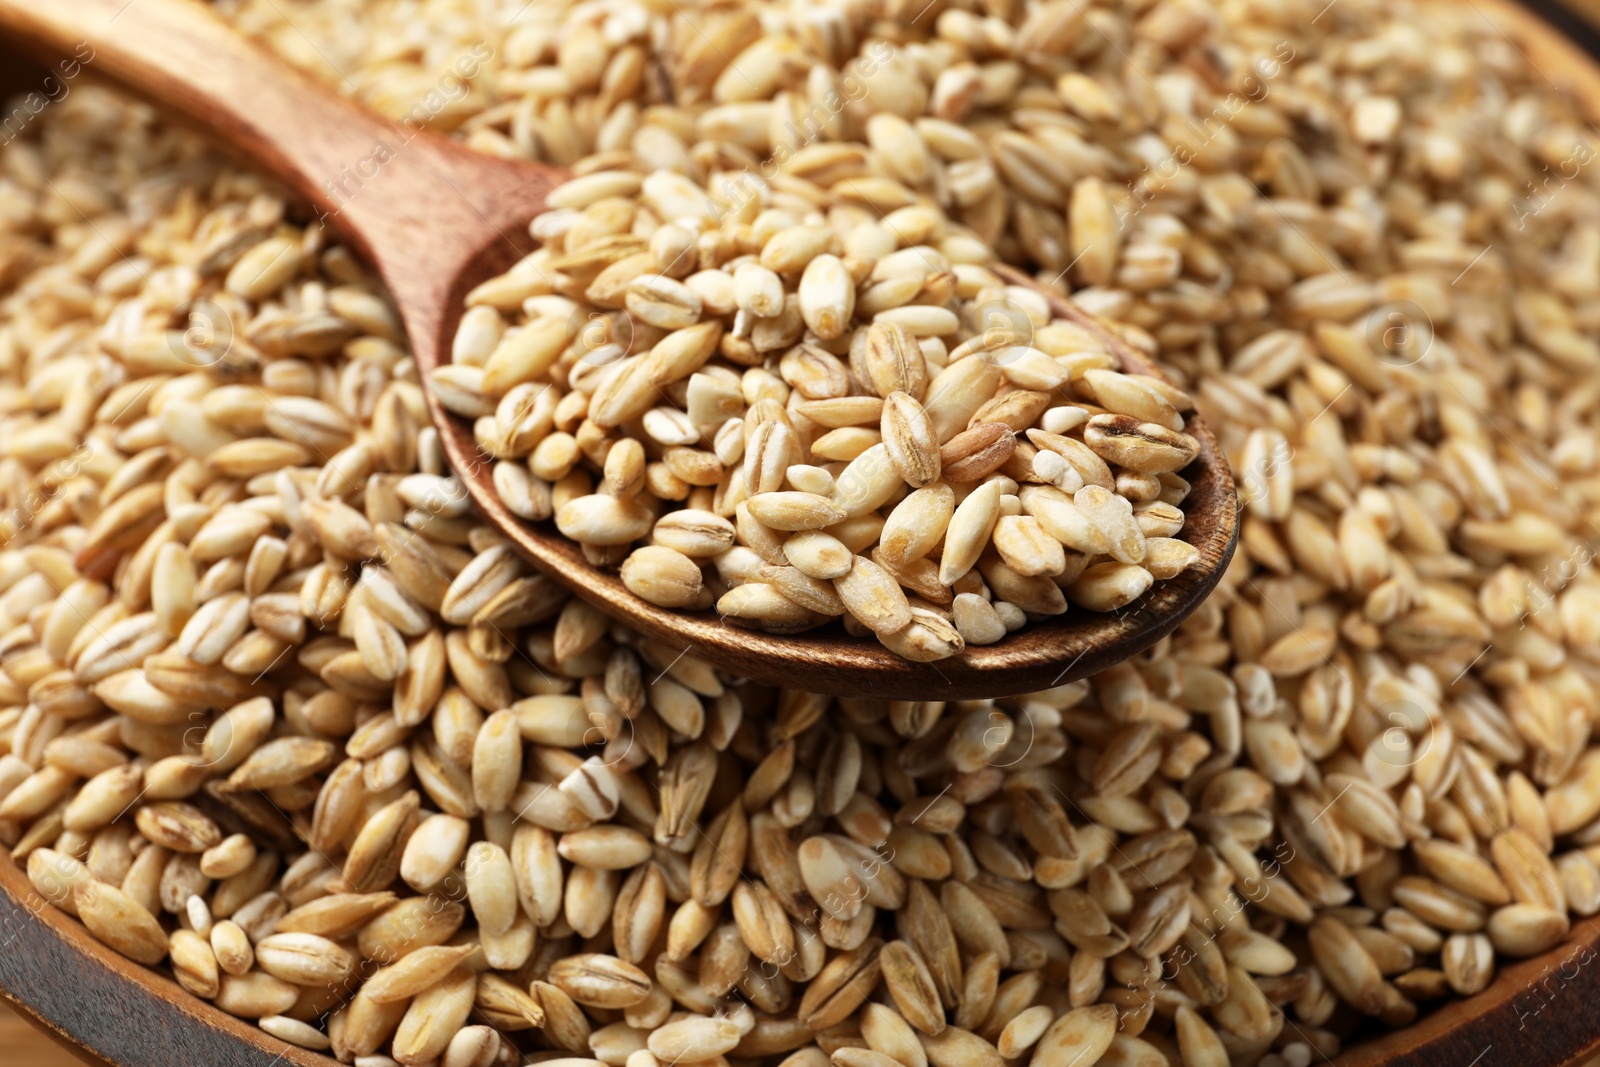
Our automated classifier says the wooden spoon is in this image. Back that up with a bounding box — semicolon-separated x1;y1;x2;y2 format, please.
0;0;1236;699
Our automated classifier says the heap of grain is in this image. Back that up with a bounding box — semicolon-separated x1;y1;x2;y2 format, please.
0;0;1598;1064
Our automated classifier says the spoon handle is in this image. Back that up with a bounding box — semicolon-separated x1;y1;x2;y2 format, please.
0;0;403;223
0;0;559;315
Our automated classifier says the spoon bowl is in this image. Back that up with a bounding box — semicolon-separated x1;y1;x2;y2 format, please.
432;257;1238;698
0;0;1237;699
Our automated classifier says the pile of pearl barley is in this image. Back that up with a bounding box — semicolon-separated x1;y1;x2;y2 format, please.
449;209;1204;659
3;0;1600;1062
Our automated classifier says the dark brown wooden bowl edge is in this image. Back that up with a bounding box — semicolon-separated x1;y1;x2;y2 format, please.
0;851;333;1067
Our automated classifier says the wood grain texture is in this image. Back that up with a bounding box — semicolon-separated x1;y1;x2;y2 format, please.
0;0;558;316
0;0;1239;701
0;851;327;1067
0;1002;100;1067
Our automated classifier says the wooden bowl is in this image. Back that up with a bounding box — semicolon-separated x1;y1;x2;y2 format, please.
4;0;1600;1064
4;826;1600;1067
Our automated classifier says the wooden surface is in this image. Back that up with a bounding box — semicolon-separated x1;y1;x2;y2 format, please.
0;0;1241;701
0;1003;90;1067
